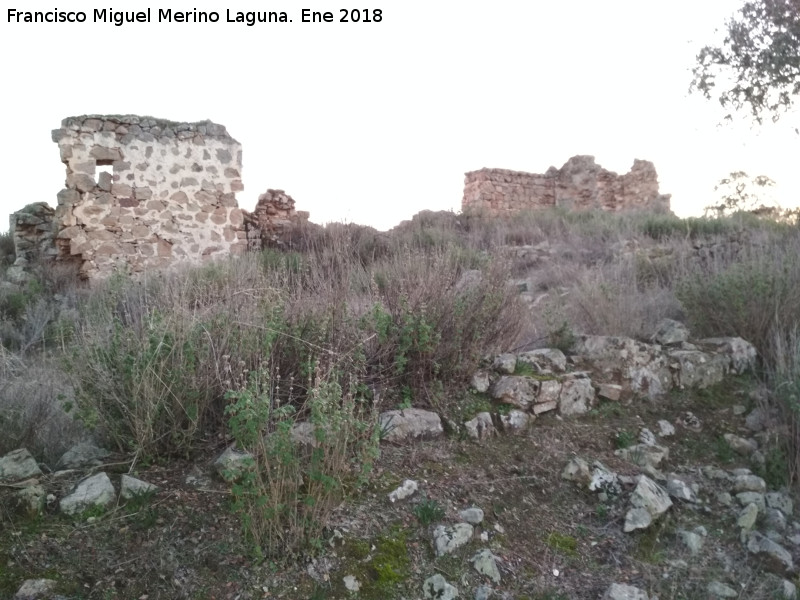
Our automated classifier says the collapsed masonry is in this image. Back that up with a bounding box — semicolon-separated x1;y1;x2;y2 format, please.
8;115;308;281
462;155;672;216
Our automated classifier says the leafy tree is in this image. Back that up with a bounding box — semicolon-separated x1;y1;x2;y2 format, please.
691;0;800;125
705;170;779;216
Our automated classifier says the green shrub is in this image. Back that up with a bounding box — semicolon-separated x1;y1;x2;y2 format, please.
677;254;800;365
412;499;445;526
224;368;379;557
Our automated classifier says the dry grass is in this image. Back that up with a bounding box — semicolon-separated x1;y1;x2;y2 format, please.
2;207;800;468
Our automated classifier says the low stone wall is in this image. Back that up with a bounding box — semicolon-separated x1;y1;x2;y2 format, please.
463;155;672;216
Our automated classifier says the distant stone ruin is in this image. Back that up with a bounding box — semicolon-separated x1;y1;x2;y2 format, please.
462;155;671;216
8;115;308;281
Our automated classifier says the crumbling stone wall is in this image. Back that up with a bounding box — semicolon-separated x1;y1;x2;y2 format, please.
44;115;249;279
8;203;57;277
462;155;671;216
245;189;310;250
8;115;312;281
6;115;254;281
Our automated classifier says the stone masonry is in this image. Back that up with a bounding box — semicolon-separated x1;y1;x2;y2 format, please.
245;189;310;251
8;115;308;280
462;155;671;216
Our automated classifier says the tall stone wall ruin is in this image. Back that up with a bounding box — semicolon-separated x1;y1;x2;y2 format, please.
462;155;671;216
8;115;308;281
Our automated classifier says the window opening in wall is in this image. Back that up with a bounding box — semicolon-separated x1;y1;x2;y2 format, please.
96;159;113;184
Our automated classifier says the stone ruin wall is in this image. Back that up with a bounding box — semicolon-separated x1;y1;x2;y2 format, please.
9;115;307;280
462;155;672;216
245;189;310;251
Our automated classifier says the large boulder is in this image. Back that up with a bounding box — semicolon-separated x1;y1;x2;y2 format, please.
624;475;672;532
379;408;443;442
0;448;42;482
59;472;116;515
433;523;474;556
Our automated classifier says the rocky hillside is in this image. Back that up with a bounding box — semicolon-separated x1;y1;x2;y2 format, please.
3;209;800;599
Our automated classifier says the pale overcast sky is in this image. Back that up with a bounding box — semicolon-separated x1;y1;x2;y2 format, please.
1;1;798;231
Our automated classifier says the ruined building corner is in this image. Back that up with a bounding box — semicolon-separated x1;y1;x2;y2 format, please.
7;114;309;282
461;155;672;216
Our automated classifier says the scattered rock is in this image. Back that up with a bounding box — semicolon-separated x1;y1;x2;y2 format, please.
465;412;496;441
597;383;623;401
460;507;485;525
471;549;501;583
745;407;771;432
601;582;650;600
707;581;738;598
679;412;702;431
55;442;110;470
13;578;57;600
0;448;42;482
433;523;474;556
499;410;530;433
290;421;318;447
783;579;797;600
745;531;796;575
59;472;116;516
343;575;360;592
9;485;46;518
724;433;758;456
639;428;657;446
423;574;458;599
678;529;704;555
562;457;592;486
624;507;653;532
213;446;254;482
474;584;493;600
614;444;668;470
120;475;158;500
624;475;672;532
666;478;697;503
589;462;621;497
388;479;418;503
379;408;443;442
657;420;675;437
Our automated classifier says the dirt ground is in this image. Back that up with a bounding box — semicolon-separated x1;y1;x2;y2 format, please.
1;376;795;600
